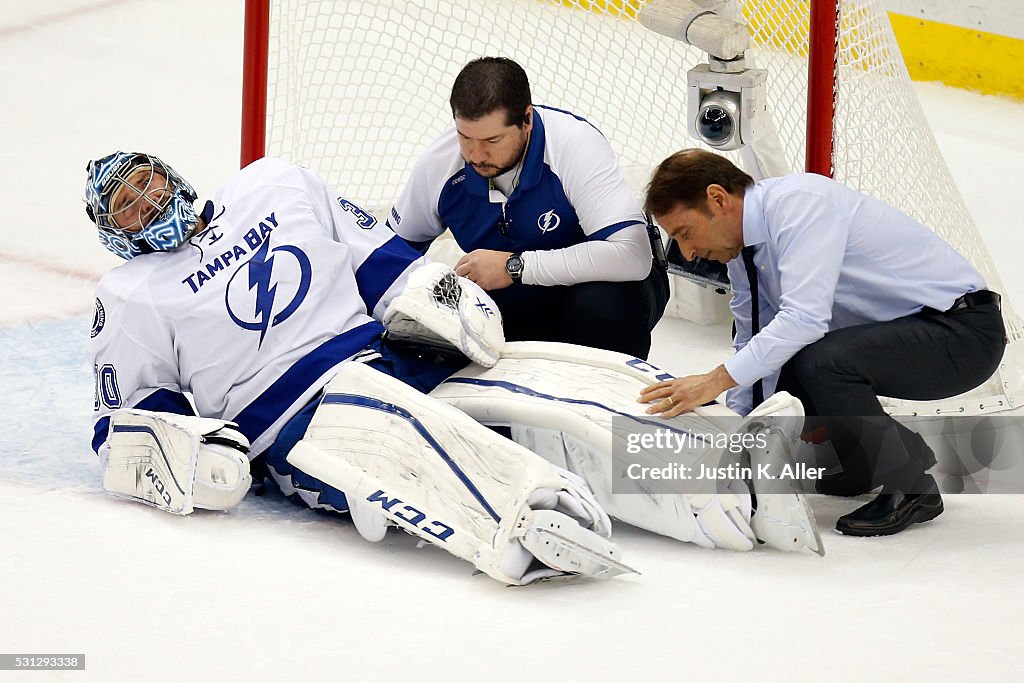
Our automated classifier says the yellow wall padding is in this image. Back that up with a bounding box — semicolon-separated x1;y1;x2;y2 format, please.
554;1;1023;100
890;13;1024;100
554;0;640;20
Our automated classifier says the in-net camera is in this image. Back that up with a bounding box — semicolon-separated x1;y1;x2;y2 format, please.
638;1;770;152
687;64;768;152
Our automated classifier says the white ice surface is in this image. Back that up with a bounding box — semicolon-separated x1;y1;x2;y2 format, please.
1;1;1023;680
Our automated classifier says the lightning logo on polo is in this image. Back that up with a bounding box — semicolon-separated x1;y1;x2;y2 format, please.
537;209;561;233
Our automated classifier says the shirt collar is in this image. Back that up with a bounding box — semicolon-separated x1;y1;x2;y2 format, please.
516;107;546;193
741;182;768;247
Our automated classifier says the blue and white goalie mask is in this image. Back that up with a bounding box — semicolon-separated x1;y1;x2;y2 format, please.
84;151;200;259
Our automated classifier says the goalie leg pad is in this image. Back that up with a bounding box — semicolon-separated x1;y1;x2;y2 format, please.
430;343;756;550
286;362;630;584
431;341;823;554
742;395;824;555
552;430;755;551
103;411;251;514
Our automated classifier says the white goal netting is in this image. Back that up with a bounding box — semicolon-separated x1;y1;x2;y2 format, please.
261;0;1022;412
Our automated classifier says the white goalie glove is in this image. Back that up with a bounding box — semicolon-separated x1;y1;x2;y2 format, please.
287;362;632;585
383;262;504;367
102;410;252;515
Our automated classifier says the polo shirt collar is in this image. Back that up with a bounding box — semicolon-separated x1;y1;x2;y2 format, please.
516;107;546;194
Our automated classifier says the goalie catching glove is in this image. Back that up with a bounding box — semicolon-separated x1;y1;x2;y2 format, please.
383;262;504;367
102;410;252;514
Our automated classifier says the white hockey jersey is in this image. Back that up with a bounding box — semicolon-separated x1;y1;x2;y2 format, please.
89;158;426;458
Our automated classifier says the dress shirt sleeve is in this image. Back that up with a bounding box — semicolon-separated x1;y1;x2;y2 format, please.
724;190;848;389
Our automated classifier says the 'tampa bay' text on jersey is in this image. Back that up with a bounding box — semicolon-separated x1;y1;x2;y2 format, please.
89;157;425;458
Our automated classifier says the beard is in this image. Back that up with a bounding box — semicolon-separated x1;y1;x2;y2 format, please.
467;132;530;178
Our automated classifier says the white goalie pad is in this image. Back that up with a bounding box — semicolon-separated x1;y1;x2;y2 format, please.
430;341;824;556
102;410;252;515
382;262;504;367
286;362;633;585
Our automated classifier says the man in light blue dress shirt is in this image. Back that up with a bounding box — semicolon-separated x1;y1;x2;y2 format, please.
639;149;1006;537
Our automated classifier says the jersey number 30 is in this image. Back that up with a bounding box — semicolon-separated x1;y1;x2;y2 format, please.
94;364;122;410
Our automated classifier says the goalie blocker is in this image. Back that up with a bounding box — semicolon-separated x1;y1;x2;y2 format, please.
102;411;251;515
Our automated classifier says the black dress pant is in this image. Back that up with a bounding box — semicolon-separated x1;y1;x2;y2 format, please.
487;265;669;360
776;300;1006;492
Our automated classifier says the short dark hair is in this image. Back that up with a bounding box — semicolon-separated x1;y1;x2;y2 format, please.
645;149;755;216
449;57;532;127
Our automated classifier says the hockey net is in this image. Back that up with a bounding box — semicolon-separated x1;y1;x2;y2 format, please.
248;0;1022;413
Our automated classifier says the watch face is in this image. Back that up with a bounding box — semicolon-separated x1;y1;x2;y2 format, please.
507;254;524;280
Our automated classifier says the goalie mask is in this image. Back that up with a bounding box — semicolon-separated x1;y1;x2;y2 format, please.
84;151;200;260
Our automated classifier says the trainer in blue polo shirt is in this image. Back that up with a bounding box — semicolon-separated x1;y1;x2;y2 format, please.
389;57;668;360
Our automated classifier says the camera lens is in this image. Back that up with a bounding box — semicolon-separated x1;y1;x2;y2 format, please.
694;90;742;149
697;105;734;144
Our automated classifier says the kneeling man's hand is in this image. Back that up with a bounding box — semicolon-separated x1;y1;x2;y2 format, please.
639;365;737;417
456;249;514;290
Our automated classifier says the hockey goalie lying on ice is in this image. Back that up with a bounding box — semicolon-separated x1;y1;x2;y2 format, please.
85;153;821;588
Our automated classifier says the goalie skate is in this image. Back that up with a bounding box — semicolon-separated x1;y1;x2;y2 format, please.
517;509;637;579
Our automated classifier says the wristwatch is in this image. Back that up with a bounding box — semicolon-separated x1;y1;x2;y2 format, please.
506;252;524;284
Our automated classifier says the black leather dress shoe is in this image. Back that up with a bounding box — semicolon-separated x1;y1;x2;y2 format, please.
835;474;943;537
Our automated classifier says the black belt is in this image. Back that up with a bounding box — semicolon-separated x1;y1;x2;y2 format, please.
947;290;1001;313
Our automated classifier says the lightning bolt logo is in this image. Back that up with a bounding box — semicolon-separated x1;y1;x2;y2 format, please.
225;238;312;347
537;209;561;233
248;239;278;346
